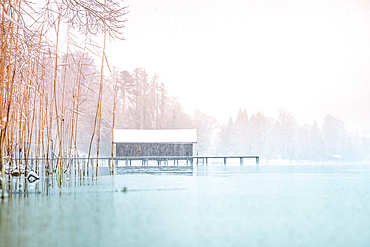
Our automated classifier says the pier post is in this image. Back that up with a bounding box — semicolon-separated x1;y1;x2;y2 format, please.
223;158;227;166
240;158;243;166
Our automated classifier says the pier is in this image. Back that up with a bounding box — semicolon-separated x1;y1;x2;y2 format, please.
107;155;259;167
8;155;259;168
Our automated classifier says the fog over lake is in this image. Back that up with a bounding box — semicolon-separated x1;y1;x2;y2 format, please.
106;0;370;131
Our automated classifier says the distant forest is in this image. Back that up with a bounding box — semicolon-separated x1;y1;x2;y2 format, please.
69;56;217;156
218;109;370;161
70;53;370;161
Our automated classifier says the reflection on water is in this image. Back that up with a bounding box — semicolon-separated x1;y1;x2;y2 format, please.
3;164;370;197
113;166;194;176
1;164;370;247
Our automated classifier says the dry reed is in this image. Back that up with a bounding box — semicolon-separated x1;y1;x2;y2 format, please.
0;0;128;197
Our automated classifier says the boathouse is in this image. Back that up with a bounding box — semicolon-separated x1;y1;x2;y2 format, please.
113;129;197;157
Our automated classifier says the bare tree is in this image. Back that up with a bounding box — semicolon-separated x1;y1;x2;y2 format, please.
59;0;129;40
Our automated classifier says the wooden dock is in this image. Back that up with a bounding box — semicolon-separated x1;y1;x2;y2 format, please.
11;155;259;167
112;155;259;167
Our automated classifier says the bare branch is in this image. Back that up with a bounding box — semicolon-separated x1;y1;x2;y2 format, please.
59;0;129;40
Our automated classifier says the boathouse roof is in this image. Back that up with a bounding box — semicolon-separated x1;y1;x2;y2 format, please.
113;129;197;143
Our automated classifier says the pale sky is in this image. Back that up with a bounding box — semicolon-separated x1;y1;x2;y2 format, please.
104;0;370;132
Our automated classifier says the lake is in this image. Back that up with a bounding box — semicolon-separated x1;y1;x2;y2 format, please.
1;163;370;247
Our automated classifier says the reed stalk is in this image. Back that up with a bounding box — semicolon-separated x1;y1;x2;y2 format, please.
110;72;118;175
0;0;128;191
87;1;107;178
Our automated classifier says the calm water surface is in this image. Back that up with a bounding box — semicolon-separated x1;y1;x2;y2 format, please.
1;164;370;247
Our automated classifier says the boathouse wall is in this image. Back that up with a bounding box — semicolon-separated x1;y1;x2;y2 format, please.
113;129;197;157
116;143;193;157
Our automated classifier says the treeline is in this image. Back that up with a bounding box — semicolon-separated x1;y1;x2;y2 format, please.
5;39;367;162
217;109;370;161
112;68;192;130
77;60;370;161
18;49;370;161
70;63;218;156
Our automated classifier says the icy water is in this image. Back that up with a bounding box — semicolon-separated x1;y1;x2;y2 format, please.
1;164;370;247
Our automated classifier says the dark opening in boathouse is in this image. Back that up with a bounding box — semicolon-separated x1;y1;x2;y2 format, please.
113;129;197;157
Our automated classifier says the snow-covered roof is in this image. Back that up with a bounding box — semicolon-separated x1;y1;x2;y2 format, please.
113;129;197;143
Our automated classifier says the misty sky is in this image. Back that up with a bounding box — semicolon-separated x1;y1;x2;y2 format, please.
105;0;370;131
